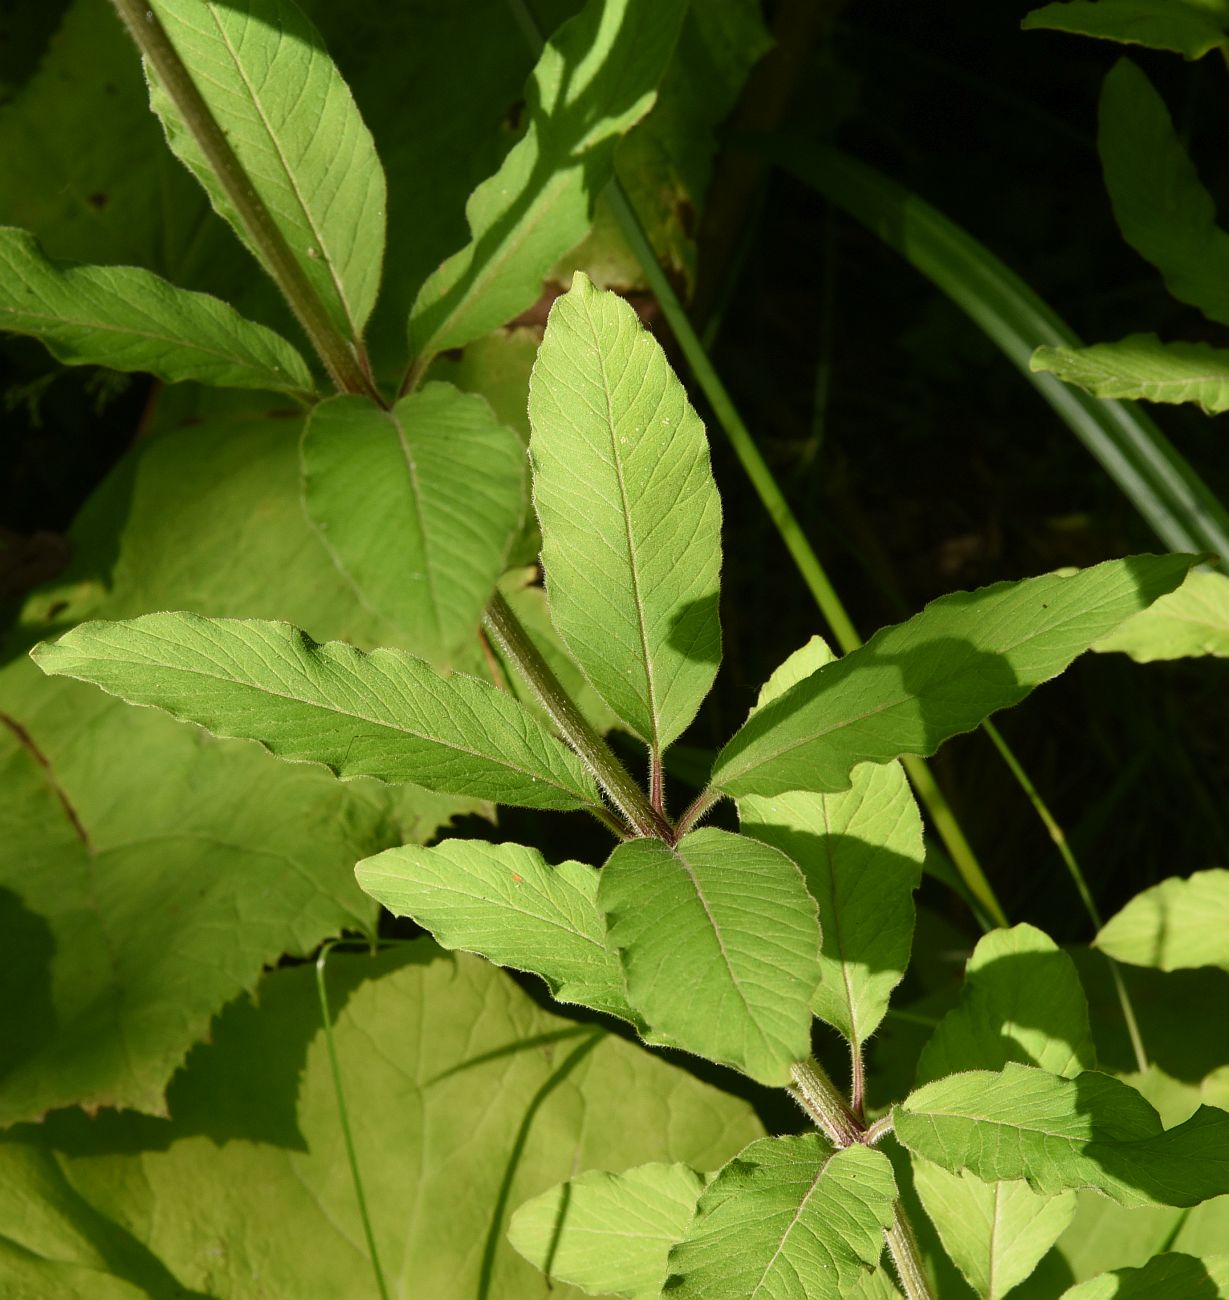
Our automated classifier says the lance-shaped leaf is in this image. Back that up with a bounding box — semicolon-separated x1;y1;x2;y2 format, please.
147;0;386;342
509;1162;708;1299
356;838;635;1023
31;612;601;811
1095;870;1229;973
738;637;924;1049
664;1137;897;1298
1059;1252;1229;1299
1094;569;1229;661
1032;335;1229;415
0;227;312;394
597;828;819;1085
530;272;722;750
407;0;686;362
712;555;1192;798
895;1063;1229;1208
1022;1;1229;59
301;386;525;666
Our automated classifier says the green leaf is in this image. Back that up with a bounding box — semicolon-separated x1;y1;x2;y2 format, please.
356;838;636;1023
148;0;386;343
510;1162;709;1299
1022;1;1229;59
1059;1252;1229;1298
301;386;526;666
0;226;312;394
597;827;820;1085
32;612;601;812
712;555;1192;798
1095;870;1229;973
895;1063;1229;1208
738;637;924;1048
407;0;687;361
1094;569;1229;661
0;945;764;1297
1031;335;1229;415
663;1138;897;1298
1098;58;1229;326
529;271;722;750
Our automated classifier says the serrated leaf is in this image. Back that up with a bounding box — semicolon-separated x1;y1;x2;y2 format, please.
1059;1252;1229;1298
510;1162;709;1299
407;0;686;361
597;828;819;1085
301;386;526;666
147;0;386;343
663;1137;897;1298
0;226;312;394
0;945;764;1297
32;612;601;811
738;637;924;1048
712;555;1192;798
1093;568;1229;661
1022;1;1229;59
1032;335;1229;414
530;272;722;750
896;1063;1229;1208
1095;870;1229;973
356;838;636;1023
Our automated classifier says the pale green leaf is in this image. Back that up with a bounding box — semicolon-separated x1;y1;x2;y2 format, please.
1060;1252;1229;1298
895;1063;1229;1208
1031;336;1229;414
148;0;386;342
712;555;1192;798
0;945;763;1297
1094;568;1229;660
529;271;722;750
0;226;312;394
738;637;924;1049
598;827;820;1085
407;0;686;361
356;838;636;1022
663;1138;897;1298
1022;1;1229;59
510;1162;708;1299
301;386;526;666
32;612;601;811
1095;870;1229;973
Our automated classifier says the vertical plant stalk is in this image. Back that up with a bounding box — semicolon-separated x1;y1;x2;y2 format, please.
788;1058;862;1148
885;1204;935;1300
108;0;380;401
483;590;671;840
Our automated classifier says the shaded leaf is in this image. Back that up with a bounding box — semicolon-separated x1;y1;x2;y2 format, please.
1022;1;1229;59
712;556;1192;798
663;1137;897;1298
1032;335;1229;414
1059;1252;1229;1298
530;272;722;750
1093;569;1229;660
1095;870;1229;973
598;828;820;1085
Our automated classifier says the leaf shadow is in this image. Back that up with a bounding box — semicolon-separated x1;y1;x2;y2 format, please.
0;887;58;1086
668;591;722;667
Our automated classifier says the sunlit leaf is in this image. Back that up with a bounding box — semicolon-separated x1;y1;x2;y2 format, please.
1094;569;1229;661
1059;1252;1229;1298
1095;870;1229;973
1022;1;1229;59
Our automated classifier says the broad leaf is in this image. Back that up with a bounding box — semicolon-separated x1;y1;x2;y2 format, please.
1095;870;1229;973
1032;335;1229;414
1059;1252;1229;1298
664;1138;897;1298
0;945;764;1297
356;838;636;1022
1022;1;1229;59
301;386;526;666
597;828;820;1085
510;1162;709;1299
148;0;386;342
738;638;924;1048
32;613;601;811
0;226;312;394
712;555;1192;798
407;0;687;362
1094;569;1229;661
530;272;722;750
896;1063;1229;1208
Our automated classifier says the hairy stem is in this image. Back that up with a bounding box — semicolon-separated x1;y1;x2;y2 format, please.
483;590;670;840
788;1058;863;1149
108;0;380;401
675;787;722;838
886;1203;935;1300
